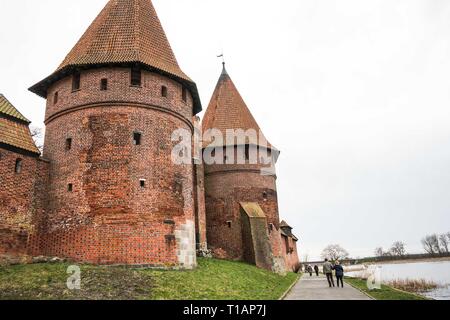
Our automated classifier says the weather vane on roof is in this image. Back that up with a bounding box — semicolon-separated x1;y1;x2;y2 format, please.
217;51;225;65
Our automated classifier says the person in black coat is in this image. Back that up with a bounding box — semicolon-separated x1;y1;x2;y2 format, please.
314;265;319;276
307;265;313;276
334;261;344;288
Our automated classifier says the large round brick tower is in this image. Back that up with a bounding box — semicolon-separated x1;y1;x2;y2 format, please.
202;64;286;272
28;0;202;268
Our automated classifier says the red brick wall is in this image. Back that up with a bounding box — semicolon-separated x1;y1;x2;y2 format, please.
281;235;300;272
36;67;197;267
0;148;48;255
204;146;283;264
193;163;207;250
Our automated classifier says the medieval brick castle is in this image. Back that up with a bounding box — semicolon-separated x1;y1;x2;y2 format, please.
0;0;299;273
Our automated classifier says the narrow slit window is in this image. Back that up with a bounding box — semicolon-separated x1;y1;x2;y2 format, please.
133;132;142;145
65;138;72;151
68;184;73;192
161;86;168;97
227;221;232;229
100;78;108;91
15;159;22;174
140;179;146;188
131;67;141;86
182;87;187;102
54;92;58;104
72;71;81;91
245;145;250;160
263;191;268;200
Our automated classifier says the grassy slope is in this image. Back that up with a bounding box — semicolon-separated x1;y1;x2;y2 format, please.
345;278;427;300
0;258;298;300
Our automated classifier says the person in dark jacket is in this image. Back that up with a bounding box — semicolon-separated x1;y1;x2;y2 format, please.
307;265;313;276
334;261;344;288
314;265;319;276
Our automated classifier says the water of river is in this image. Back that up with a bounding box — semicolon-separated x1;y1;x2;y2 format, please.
346;260;450;300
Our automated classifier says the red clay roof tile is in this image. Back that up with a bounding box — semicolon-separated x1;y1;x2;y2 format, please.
0;95;40;154
202;64;273;149
29;0;201;113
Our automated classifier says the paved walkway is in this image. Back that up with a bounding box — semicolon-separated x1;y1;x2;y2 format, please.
284;274;372;300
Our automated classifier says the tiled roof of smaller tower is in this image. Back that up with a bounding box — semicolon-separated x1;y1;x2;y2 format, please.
280;220;292;229
280;220;298;241
202;63;273;149
0;94;30;123
0;94;40;155
29;0;202;114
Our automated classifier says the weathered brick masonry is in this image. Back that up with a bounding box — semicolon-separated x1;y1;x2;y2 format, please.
202;65;300;272
25;0;202;268
0;149;48;256
0;94;49;256
1;0;299;272
34;68;197;267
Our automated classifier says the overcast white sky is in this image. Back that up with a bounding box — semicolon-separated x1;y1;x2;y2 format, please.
1;0;450;260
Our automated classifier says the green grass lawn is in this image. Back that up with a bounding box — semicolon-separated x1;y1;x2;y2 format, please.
0;258;298;300
345;277;428;300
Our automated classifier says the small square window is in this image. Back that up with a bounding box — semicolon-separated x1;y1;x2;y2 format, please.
72;71;81;91
133;132;142;145
68;184;73;192
162;86;168;97
100;78;108;91
65;138;72;151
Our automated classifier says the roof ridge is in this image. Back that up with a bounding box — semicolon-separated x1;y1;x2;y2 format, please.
0;94;31;123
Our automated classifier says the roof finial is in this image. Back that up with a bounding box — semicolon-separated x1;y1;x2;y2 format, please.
217;51;227;75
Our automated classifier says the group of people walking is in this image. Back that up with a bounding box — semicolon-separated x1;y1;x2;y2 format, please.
304;259;345;288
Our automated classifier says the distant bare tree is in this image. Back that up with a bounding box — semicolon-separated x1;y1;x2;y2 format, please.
390;241;406;257
422;234;440;255
374;247;384;257
30;126;44;153
439;234;449;253
321;244;349;261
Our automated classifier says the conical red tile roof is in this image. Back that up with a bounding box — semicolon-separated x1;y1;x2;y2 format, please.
202;64;273;149
29;0;201;113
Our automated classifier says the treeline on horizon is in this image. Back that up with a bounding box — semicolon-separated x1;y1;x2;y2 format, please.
353;252;450;264
352;231;450;264
309;232;450;264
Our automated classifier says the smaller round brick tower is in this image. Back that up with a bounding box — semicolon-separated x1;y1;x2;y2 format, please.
28;0;202;268
202;64;286;272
